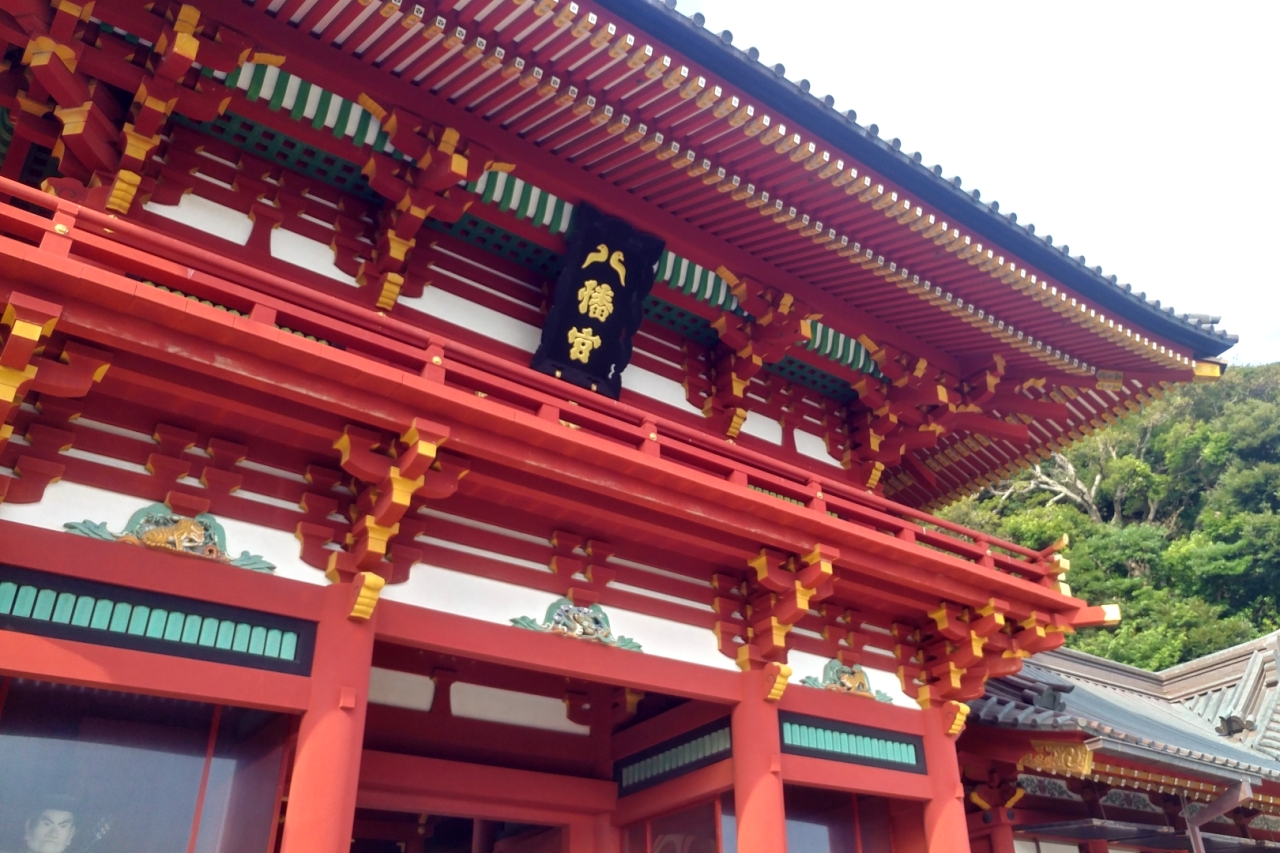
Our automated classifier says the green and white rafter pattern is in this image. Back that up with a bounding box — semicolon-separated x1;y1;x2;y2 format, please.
467;169;880;379
136;40;885;387
222;62;405;157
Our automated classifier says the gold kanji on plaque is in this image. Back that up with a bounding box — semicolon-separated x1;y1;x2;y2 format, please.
581;244;627;287
577;280;615;322
567;327;602;364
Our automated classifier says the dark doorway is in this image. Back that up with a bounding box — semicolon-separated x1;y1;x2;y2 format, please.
352;809;562;853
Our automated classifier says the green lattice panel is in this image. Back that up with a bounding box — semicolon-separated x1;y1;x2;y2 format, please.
642;296;719;347
0;108;12;174
615;721;732;795
430;213;564;279
17;142;59;188
172;112;378;202
765;355;859;404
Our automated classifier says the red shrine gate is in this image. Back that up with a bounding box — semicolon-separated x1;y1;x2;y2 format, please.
0;0;1237;851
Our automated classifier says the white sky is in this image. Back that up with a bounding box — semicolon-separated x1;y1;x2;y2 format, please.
675;0;1279;366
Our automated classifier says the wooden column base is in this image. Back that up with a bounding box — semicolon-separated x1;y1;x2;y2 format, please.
279;582;378;853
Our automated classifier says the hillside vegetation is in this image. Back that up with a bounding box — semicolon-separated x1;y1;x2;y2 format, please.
936;363;1280;671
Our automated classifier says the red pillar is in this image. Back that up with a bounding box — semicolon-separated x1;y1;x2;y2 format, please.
921;706;971;853
969;810;1017;853
988;823;1016;853
279;582;377;853
731;669;787;853
566;815;619;853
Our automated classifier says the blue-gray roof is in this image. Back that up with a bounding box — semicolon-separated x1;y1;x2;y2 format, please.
972;660;1280;781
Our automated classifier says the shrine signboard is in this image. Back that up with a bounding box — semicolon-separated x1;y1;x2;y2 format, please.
531;204;665;399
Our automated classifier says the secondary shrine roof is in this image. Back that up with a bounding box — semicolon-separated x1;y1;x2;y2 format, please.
973;655;1280;783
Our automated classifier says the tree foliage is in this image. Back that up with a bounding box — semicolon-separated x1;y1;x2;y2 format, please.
936;363;1280;671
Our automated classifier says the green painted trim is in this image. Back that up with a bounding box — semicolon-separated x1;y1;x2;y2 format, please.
245;63;269;101
0;580;300;662
618;726;731;789
267;70;290;112
779;716;922;772
332;98;354;139
289;79;313;122
311;89;333;131
0;108;13;175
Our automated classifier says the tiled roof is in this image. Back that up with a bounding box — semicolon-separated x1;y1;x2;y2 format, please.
599;0;1237;358
972;652;1280;782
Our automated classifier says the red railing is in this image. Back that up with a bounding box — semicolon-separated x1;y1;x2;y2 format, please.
0;178;1064;590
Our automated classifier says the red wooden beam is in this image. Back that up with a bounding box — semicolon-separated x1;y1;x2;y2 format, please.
0;521;326;620
612;758;734;826
777;683;926;735
780;753;930;802
0;630;311;712
358;750;617;816
375;600;744;703
611;700;732;761
0;235;1092;619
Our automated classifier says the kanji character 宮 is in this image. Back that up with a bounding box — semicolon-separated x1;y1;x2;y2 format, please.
567;327;602;363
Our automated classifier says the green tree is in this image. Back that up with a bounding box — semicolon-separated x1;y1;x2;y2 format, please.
936;363;1280;670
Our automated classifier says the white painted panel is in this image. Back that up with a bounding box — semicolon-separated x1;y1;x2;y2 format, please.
1013;841;1038;853
1039;844;1080;853
794;429;842;468
788;649;920;710
0;480;325;587
369;667;436;711
787;649;828;686
866;666;920;710
399;287;542;353
215;513;325;586
621;365;702;416
739;411;782;444
379;562;557;626
270;228;358;286
601;606;739;672
144;193;253;245
451;682;590;735
380;562;739;672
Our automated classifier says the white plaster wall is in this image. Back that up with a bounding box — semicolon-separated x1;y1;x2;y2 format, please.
398;287;542;353
788;649;920;710
368;666;436;712
379;561;556;625
380;562;739;672
269;228;359;286
600;605;739;672
0;480;324;586
143;194;253;245
794;429;842;468
451;683;590;735
620;365;703;417
739;411;782;444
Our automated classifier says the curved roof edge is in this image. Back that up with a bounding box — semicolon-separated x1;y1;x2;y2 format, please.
597;0;1236;359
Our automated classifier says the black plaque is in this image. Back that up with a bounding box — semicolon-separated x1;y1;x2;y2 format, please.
531;203;665;398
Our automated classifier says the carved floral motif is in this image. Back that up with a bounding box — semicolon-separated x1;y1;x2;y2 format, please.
800;659;893;702
511;598;641;651
64;503;274;572
1017;773;1084;802
1017;740;1094;777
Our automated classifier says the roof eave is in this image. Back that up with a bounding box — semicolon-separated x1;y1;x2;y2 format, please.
597;0;1235;359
